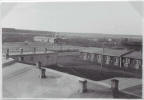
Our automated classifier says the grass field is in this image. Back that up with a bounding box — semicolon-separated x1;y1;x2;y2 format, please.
46;63;141;81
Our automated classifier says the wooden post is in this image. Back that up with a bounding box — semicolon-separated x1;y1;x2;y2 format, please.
79;79;87;93
111;79;119;98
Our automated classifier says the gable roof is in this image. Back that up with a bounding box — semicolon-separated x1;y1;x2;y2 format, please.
123;51;142;59
80;47;128;57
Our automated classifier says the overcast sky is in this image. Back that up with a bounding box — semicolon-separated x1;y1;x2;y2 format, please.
2;2;143;35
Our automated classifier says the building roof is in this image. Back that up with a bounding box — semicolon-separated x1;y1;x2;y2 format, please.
80;47;103;54
2;58;15;67
123;51;142;59
80;47;128;57
100;77;142;98
3;62;113;98
103;48;128;57
3;59;142;98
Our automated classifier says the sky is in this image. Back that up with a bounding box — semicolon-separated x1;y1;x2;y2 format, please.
2;2;143;35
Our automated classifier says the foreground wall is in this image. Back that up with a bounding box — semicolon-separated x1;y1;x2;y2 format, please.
11;53;57;66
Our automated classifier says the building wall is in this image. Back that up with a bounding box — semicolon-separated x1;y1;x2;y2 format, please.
33;36;55;43
122;57;142;70
12;53;57;66
11;51;80;67
33;36;49;42
80;52;101;63
49;38;55;43
80;52;115;65
80;52;142;70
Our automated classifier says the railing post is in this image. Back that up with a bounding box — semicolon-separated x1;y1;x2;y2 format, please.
111;79;119;98
79;79;87;93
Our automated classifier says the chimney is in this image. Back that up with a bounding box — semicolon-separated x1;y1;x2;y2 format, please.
79;79;87;93
111;79;119;98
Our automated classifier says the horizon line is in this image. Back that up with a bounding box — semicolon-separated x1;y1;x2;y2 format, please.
2;27;142;36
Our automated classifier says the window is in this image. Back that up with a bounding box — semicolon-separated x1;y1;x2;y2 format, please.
135;60;141;69
83;53;87;60
114;57;119;66
89;53;94;62
125;58;130;64
87;53;91;60
106;56;110;64
97;55;102;63
124;58;130;68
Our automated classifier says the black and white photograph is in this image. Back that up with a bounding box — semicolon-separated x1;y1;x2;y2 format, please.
1;0;143;99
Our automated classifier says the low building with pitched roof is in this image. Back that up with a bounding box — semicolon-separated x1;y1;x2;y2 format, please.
80;47;142;71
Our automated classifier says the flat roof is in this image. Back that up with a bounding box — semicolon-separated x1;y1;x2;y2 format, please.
100;77;142;98
123;51;142;59
3;62;113;98
3;61;142;98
